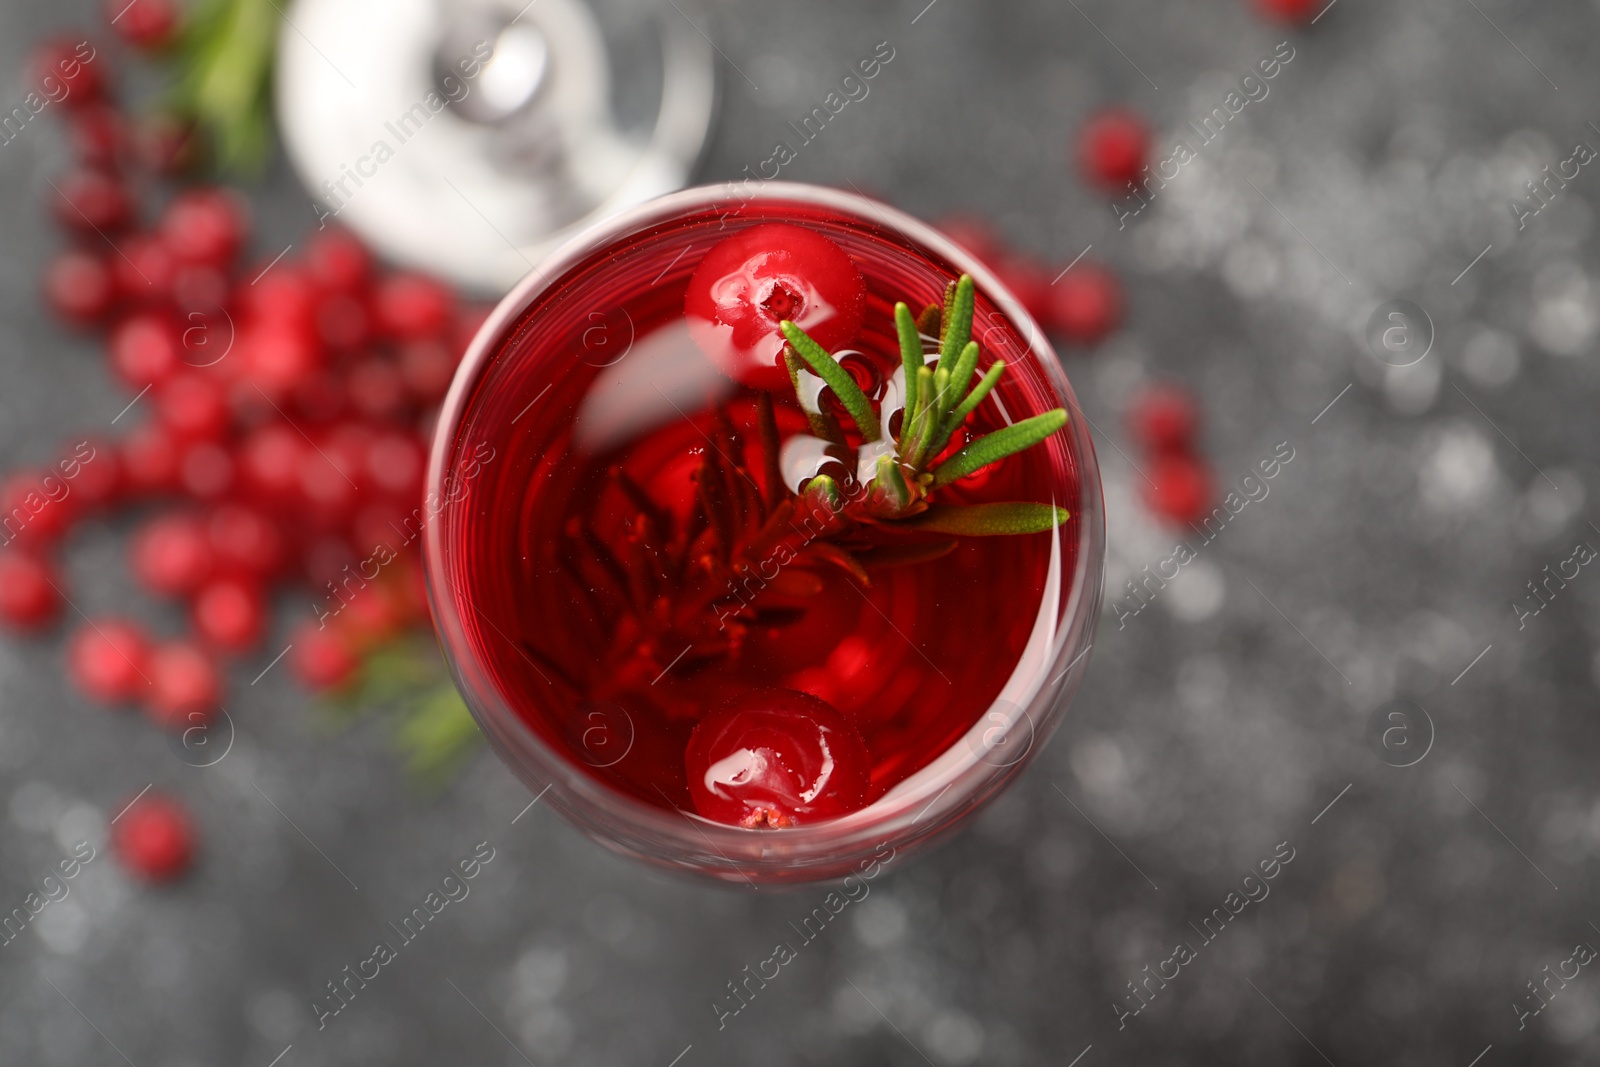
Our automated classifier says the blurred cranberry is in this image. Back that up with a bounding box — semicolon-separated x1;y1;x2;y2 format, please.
297;437;360;519
156;373;229;440
289;622;357;690
119;423;180;497
993;256;1054;327
239;425;304;502
365;431;425;501
62;439;120;510
305;228;372;291
207;504;285;579
44;249;116;326
315;293;371;351
145;641;220;728
130;512;212;596
135;111;200;175
1049;262;1122;345
67;618;150;704
171;263;229;311
451;303;493;356
111;792;195;881
192;577;263;653
351;502;407;557
160;188;247;268
29;38;105;108
348;358;406;421
374;273;454;340
1129;384;1200;454
178;441;234;500
0;552;60;630
110;312;180;388
112;234;176;303
937;215;1004;266
245;327;319;396
52;169;132;233
1143;453;1215;526
1079;107;1150;191
290;370;348;424
398;339;456;404
108;0;179;49
240;266;316;328
1253;0;1319;22
0;470;72;545
66;103;127;168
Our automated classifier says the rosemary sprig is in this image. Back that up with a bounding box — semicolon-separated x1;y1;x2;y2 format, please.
779;273;1072;532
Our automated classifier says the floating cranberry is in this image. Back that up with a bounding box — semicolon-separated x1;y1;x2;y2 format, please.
156;373;229;440
0;552;60;630
1143;453;1215;525
110;313;181;389
1129;383;1200;454
52;168;132;233
289;622;358;690
67;618;150;704
1078;107;1150;191
192;577;264;653
686;224;867;391
145;640;220;727
375;273;455;340
685;688;871;828
111;792;195;881
108;0;179;50
160;188;247;268
29;39;105;108
306;229;372;292
130;512;212;596
1049;262;1122;345
44;249;116;326
1253;0;1318;23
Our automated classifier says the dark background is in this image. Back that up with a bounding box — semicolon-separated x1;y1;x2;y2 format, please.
3;0;1600;1064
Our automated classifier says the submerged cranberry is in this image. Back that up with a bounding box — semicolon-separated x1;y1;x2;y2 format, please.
685;688;871;828
685;223;867;391
111;792;195;881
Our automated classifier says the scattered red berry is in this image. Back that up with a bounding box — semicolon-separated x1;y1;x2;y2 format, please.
374;273;454;340
191;577;264;653
160;188;247;268
110;312;181;388
1254;0;1319;23
0;552;61;630
29;39;105;108
305;229;372;292
66;103;127;168
44;249;117;326
685;688;871;827
1143;453;1215;526
1079;108;1150;191
67;618;150;704
1049;263;1122;345
52;168;132;233
1129;383;1200;454
156;373;229;440
685;223;867;391
145;639;220;727
111;792;195;881
130;512;213;596
289;622;358;690
107;0;179;50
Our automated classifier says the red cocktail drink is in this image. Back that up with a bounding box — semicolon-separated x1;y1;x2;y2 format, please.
426;183;1103;882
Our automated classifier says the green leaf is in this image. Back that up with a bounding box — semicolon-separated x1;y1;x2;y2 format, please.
873;453;912;513
932;409;1068;489
781;322;880;442
946;340;980;412
896;502;1070;536
806;542;871;585
854;539;959;567
783;348;846;445
944;360;1006;436
915;302;942;339
901;364;936;460
939;275;976;368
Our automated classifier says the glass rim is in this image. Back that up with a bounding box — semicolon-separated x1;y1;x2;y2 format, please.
424;180;1106;880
